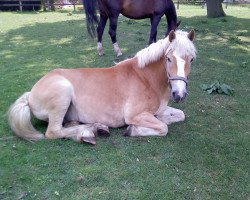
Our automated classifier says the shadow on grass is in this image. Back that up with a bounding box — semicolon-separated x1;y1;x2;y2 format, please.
2;14;249;68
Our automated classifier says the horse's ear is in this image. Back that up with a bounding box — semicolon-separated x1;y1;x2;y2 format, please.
169;30;176;42
188;30;195;41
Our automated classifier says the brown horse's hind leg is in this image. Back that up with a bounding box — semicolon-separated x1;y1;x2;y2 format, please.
109;16;122;57
124;112;168;137
97;13;108;56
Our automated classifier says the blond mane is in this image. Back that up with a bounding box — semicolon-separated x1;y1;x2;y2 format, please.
136;30;197;68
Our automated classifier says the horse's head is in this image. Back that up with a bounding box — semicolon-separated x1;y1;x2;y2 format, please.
165;30;196;103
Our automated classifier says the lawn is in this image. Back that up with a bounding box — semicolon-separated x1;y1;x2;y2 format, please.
0;5;249;200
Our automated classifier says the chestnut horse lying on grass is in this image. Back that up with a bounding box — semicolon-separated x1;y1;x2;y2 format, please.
8;30;196;145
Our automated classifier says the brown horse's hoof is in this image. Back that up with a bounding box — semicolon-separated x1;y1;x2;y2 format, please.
97;48;104;56
97;128;110;137
116;51;122;57
98;51;104;56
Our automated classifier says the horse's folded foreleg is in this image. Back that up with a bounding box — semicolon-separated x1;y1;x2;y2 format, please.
124;112;168;137
156;106;185;125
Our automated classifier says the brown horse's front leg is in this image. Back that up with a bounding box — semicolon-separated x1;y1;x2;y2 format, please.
124;112;168;137
97;14;108;56
148;15;162;45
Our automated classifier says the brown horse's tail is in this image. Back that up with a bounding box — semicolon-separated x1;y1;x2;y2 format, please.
83;0;99;37
8;92;45;141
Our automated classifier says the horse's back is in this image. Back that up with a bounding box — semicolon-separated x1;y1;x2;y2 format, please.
119;0;169;19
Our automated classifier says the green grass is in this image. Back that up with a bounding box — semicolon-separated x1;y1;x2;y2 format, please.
0;5;250;199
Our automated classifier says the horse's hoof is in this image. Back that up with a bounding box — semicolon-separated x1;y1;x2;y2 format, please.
123;126;132;137
80;137;96;145
97;128;110;137
97;42;104;56
116;51;122;57
98;51;104;56
98;48;105;56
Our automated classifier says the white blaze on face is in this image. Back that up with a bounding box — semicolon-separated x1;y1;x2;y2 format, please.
171;53;187;97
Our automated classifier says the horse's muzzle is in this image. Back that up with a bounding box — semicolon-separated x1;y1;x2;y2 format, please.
172;90;187;103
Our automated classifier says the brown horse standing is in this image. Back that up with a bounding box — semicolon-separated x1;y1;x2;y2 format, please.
8;30;196;144
83;0;180;56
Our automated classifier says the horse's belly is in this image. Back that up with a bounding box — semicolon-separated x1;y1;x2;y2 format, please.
79;110;126;128
66;103;126;128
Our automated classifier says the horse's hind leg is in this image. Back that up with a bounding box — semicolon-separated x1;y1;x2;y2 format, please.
64;120;81;128
46;102;96;144
97;13;108;56
43;82;96;144
46;111;96;144
109;15;122;57
64;121;110;138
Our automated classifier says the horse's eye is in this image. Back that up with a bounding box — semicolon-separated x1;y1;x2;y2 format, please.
167;57;172;63
190;58;194;63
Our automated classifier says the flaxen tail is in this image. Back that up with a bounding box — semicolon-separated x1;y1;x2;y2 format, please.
8;92;45;141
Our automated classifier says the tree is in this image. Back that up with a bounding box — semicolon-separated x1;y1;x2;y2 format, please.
206;0;226;18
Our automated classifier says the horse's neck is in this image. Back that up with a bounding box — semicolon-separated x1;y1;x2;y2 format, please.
141;57;169;92
115;56;169;92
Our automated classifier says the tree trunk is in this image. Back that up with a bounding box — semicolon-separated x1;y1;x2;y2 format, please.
207;0;226;18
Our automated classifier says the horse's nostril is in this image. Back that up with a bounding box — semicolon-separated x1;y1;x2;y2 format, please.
172;91;181;102
172;91;177;98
